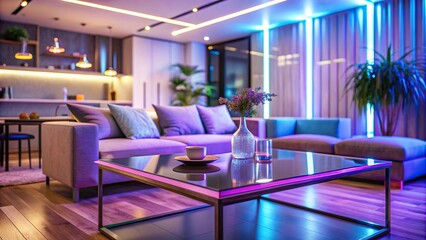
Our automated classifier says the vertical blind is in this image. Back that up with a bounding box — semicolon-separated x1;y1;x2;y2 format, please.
250;0;425;139
374;0;426;139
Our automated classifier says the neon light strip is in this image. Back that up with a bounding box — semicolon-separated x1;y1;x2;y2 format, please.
172;0;287;36
306;152;314;175
263;27;270;119
62;0;194;27
366;2;374;137
0;68;119;80
305;17;313;119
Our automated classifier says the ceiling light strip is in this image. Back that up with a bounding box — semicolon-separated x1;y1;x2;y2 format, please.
62;0;194;27
172;0;287;36
137;0;225;32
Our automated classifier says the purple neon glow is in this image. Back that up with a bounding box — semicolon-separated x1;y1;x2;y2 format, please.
97;160;390;200
97;161;220;198
220;163;390;197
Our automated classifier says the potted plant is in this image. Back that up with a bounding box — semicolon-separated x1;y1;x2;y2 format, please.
2;26;29;41
170;64;215;106
346;45;426;136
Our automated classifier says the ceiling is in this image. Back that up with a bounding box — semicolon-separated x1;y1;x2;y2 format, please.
0;0;368;44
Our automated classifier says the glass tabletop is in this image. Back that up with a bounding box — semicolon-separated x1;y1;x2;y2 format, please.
99;149;389;192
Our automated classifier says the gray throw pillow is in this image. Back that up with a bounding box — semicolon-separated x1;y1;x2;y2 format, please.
152;105;205;136
108;104;160;139
67;103;124;140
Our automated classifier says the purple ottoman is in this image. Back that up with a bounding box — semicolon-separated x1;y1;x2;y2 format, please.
334;136;426;189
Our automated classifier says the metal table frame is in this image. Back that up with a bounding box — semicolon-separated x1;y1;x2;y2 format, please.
97;159;391;240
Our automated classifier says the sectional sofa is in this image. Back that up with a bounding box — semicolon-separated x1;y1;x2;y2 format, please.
42;104;267;201
42;104;425;201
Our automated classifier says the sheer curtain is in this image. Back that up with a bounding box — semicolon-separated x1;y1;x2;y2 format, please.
312;7;367;136
374;0;426;139
269;22;306;117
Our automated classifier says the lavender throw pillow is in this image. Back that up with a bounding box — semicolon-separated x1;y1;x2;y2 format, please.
196;105;237;134
108;104;160;139
153;105;205;136
67;103;124;140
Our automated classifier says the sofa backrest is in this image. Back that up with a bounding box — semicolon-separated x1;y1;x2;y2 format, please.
145;108;162;134
296;118;351;139
266;117;351;139
266;117;297;138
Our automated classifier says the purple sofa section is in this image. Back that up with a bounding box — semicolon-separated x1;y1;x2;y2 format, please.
99;138;187;159
334;136;426;185
272;134;341;154
162;134;232;155
334;136;426;161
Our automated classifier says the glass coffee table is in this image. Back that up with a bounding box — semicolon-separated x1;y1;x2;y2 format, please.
97;149;391;240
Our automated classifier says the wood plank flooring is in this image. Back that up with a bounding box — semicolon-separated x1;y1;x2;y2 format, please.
0;154;425;239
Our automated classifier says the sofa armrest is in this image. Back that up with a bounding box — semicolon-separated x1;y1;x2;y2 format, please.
42;121;99;188
265;117;297;138
232;117;266;138
337;118;351;139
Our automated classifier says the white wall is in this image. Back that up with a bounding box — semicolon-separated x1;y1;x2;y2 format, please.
123;37;207;109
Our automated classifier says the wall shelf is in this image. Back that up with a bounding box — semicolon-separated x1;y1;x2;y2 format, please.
42;52;82;59
0;39;38;45
0;65;126;77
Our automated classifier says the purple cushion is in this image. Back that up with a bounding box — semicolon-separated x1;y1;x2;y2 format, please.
334;136;426;161
196;105;237;134
153;105;205;136
272;134;341;154
67;103;124;139
99;138;186;158
162;134;232;155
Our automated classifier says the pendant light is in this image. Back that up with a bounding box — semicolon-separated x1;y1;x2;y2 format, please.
15;39;33;60
48;37;65;53
104;26;117;76
76;54;92;68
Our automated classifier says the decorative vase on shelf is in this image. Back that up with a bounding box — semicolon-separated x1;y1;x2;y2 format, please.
232;117;255;159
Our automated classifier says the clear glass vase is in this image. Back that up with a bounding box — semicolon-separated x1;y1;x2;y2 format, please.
232;117;255;159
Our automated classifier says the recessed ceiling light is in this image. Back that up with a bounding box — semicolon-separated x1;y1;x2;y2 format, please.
144;26;151;31
62;0;194;27
192;8;198;13
204;36;210;41
20;0;28;7
172;0;287;36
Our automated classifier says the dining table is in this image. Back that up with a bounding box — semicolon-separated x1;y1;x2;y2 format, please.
0;116;73;171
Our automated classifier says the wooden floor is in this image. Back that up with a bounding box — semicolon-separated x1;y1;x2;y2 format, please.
0;154;425;239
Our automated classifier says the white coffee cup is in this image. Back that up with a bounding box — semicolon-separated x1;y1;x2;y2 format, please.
186;146;207;160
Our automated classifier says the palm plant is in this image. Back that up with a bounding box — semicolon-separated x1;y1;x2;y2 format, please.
170;64;215;106
346;45;426;136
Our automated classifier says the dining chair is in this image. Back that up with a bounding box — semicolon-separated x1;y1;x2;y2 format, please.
0;126;35;169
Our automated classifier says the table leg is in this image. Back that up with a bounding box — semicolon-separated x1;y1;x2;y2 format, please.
214;201;224;240
5;125;9;172
38;124;42;168
98;168;103;230
385;168;391;229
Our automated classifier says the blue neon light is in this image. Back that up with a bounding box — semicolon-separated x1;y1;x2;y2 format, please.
263;26;270;119
305;18;313;119
306;152;314;175
366;2;375;138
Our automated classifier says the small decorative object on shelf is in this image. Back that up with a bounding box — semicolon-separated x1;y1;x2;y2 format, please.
48;37;65;53
219;87;276;159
